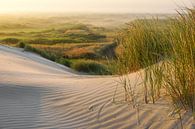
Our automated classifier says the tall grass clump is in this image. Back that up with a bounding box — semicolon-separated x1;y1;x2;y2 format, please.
17;41;26;48
115;8;195;119
56;57;72;67
24;44;57;61
72;60;110;75
163;9;195;113
115;19;170;103
115;19;170;73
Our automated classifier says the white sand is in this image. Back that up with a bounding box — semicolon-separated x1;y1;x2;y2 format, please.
0;45;193;129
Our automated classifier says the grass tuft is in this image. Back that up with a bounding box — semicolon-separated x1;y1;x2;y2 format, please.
115;8;195;116
72;60;110;75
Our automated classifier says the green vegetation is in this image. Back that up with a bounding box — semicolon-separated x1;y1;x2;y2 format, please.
2;38;20;44
17;42;111;75
114;19;170;73
18;41;26;48
0;14;121;75
56;57;72;67
115;9;195;118
72;60;110;75
0;14;172;75
0;23;109;44
24;44;57;61
0;10;194;121
163;9;195;113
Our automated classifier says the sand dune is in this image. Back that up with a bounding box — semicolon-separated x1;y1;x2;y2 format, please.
0;45;193;129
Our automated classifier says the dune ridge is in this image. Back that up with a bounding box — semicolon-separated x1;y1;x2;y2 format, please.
0;45;193;129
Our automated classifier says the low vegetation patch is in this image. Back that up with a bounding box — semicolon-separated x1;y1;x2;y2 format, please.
0;19;116;75
72;60;110;75
56;57;72;67
2;38;20;44
17;41;26;48
19;43;111;75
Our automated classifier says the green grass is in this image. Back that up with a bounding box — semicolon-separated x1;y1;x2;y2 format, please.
0;14;120;75
24;44;57;61
17;41;26;48
19;43;111;75
29;42;114;59
162;9;195;112
72;60;111;75
56;57;72;67
0;16;116;45
1;11;194;118
115;8;195;117
0;24;109;44
114;19;171;74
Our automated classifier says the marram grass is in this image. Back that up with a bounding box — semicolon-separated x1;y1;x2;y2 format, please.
115;9;195;117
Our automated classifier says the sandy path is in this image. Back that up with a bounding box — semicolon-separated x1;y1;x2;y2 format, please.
0;45;193;129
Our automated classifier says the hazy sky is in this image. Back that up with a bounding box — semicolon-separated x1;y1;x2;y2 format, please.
0;0;194;13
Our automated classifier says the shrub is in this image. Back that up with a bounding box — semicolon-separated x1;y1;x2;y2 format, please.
24;44;57;61
24;45;110;75
2;38;20;44
56;57;72;67
72;60;110;75
18;41;26;48
24;44;37;52
98;42;117;58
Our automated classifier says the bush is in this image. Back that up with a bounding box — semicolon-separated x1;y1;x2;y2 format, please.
18;42;26;48
24;44;37;52
2;38;20;44
24;44;57;61
98;42;117;58
72;60;110;75
56;58;72;67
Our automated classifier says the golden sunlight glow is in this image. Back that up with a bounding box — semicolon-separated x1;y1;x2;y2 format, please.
0;0;193;13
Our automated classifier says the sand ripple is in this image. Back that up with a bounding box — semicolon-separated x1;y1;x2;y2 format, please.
0;46;193;129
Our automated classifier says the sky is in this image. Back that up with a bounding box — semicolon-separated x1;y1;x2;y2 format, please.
0;0;194;14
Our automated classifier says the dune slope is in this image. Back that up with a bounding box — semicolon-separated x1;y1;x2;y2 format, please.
0;45;193;129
